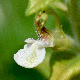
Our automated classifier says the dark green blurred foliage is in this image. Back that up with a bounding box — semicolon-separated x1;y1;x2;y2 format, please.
0;0;74;80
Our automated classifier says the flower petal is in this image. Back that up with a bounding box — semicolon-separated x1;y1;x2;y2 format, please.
14;42;46;68
24;43;32;50
14;49;32;67
14;43;34;68
23;43;46;68
14;38;46;68
24;38;35;43
36;47;46;65
36;40;49;47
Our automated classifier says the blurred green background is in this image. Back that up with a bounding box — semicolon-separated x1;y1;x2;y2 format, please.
0;0;73;80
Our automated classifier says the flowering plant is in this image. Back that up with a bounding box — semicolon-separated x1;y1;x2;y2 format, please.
14;0;80;80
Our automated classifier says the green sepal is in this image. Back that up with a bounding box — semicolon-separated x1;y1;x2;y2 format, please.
49;0;68;11
25;0;49;16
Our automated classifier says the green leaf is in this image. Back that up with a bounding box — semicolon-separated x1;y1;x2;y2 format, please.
50;51;80;80
25;0;49;16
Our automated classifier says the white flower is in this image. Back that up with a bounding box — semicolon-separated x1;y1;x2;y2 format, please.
14;38;48;68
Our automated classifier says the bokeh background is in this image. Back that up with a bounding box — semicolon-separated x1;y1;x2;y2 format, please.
0;0;73;80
